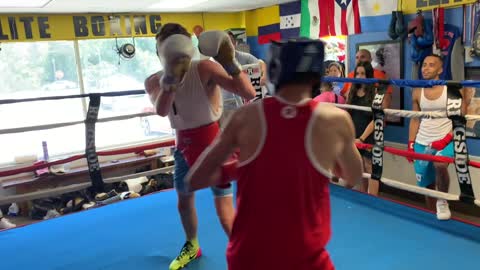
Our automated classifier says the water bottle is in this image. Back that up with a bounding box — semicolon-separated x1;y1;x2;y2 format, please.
418;146;435;167
8;203;19;216
42;141;49;161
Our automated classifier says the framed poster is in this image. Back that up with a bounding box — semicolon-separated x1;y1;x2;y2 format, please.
464;68;480;139
356;40;404;126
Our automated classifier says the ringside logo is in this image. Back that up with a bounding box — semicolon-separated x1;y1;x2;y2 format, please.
372;117;384;167
371;92;385;170
372;93;385;110
453;126;471;184
86;105;100;172
373;117;384;142
447;97;462;116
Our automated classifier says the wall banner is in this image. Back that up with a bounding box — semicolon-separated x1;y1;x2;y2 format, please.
0;13;206;42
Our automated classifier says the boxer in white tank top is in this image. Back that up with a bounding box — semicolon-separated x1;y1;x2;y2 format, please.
408;54;471;221
144;24;255;270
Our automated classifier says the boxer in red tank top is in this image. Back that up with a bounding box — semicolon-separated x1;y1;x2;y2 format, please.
183;39;363;270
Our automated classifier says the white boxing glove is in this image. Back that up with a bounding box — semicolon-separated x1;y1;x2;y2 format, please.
198;30;242;76
157;34;195;92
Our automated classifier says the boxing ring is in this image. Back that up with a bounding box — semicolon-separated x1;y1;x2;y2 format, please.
0;77;480;270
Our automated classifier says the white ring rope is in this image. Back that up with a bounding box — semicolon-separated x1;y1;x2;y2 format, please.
337;173;461;202
0;112;156;135
330;103;480;121
0;166;174;204
1;100;477;136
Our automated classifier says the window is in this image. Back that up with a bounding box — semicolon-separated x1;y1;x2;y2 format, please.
78;37;172;149
0;41;84;164
0;37;175;166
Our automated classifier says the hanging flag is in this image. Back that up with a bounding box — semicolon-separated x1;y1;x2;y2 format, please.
257;6;281;44
279;1;302;39
258;23;281;44
329;0;361;36
358;0;398;17
300;0;329;38
300;0;360;38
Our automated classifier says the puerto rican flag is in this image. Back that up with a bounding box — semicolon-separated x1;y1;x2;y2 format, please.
329;0;361;36
300;0;361;38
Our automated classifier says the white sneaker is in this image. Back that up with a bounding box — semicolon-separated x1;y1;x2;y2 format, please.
0;217;16;229
436;199;451;220
43;209;61;220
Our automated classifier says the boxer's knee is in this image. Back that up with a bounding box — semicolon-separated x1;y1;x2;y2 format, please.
177;192;195;213
211;183;234;197
213;194;235;235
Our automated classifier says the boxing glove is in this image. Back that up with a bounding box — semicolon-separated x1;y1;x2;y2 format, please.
198;30;242;76
157;34;195;92
218;154;239;185
431;133;453;151
395;11;407;39
407;140;415;163
388;11;398;40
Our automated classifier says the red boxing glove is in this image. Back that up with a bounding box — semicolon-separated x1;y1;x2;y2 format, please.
430;133;453;151
407;140;415;163
217;152;239;187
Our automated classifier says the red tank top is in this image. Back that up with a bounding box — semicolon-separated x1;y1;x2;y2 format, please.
226;97;334;270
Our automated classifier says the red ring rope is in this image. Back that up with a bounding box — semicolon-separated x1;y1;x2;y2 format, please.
0;140;176;177
1;140;478;178
356;142;480;168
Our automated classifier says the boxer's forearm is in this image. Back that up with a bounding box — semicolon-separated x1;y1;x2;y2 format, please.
382;92;392;109
154;89;176;117
259;60;267;86
231;73;256;100
409;119;419;142
359;121;374;142
186;138;236;191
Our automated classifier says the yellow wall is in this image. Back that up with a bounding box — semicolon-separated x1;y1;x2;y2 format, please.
0;12;246;42
245;5;279;37
202;12;245;31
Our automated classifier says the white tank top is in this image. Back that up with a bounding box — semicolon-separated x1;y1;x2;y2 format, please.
415;86;452;145
166;61;223;130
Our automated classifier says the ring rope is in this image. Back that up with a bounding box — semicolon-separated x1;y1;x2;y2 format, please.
337;173;461;201
322;76;478;88
0;139;176;178
1;79;478;206
0;90;145;105
0;166;174;205
355;142;480;167
0;112;156;135
3;102;480;136
0;77;476;107
330;103;480;121
1;77;474;107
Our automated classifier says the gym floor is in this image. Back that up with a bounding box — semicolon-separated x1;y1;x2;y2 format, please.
1;184;479;270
